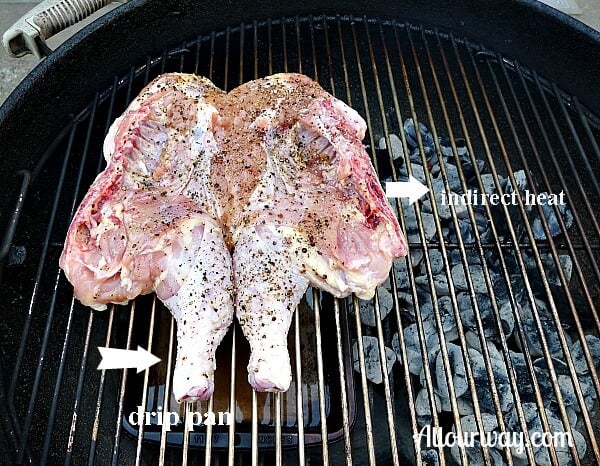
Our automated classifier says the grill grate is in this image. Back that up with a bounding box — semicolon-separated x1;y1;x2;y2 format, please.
1;15;599;466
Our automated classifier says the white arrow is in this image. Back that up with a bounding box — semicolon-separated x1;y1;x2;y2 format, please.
385;175;430;204
97;346;161;373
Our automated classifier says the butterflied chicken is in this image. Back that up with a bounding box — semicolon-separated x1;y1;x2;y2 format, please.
216;74;407;392
61;72;407;400
59;73;234;402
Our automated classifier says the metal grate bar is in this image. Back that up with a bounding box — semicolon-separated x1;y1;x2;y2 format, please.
429;27;564;466
431;28;546;466
14;121;80;464
324;20;384;464
531;71;600;240
362;18;406;466
275;393;282;466
442;34;568;465
470;50;600;463
351;296;377;465
267;19;273;76
295;16;302;75
418;28;523;461
312;289;330;465
351;16;408;464
281;21;289;74
194;34;202;76
158;317;175;465
487;53;600;407
0;170;30;267
468;41;600;463
159;49;168;75
102;65;142;466
135;297;157;466
406;25;524;466
573;96;600;166
302;17;338;466
411;241;600;250
88;306;115;465
345;20;379;464
239;21;245;81
87;69;131;466
251;389;258;466
497;61;600;293
294;312;306;466
454;32;596;464
405;26;497;466
318;18;353;466
450;39;552;466
40;92;101;465
350;23;380;173
223;27;231;90
333;298;353;464
205;398;216;465
514;63;600;304
208;32;215;81
182;402;193;466
253;20;259;79
318;18;354;465
552;83;600;200
296;17;334;466
336;21;352;107
417;27;540;465
400;25;469;466
216;19;252;466
64;310;95;465
379;23;439;466
388;24;447;466
0;331;24;462
228;327;237;466
309;16;319;80
100;77;120;153
111;303;137;466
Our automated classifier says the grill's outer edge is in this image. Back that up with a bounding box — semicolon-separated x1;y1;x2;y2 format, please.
1;0;600;230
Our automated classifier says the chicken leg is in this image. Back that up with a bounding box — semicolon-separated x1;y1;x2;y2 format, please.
233;226;308;392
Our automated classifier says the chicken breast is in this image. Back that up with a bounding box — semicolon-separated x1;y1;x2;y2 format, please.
59;73;233;402
218;74;407;391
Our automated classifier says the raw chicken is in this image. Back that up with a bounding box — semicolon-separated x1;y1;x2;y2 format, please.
217;74;407;392
59;73;234;402
61;72;407;400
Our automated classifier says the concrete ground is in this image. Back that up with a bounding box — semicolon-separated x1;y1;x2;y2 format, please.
0;3;36;105
0;0;600;106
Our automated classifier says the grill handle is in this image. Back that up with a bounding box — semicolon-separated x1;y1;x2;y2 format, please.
2;0;119;59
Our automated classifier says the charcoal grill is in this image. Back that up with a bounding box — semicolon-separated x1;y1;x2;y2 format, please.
0;1;599;465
